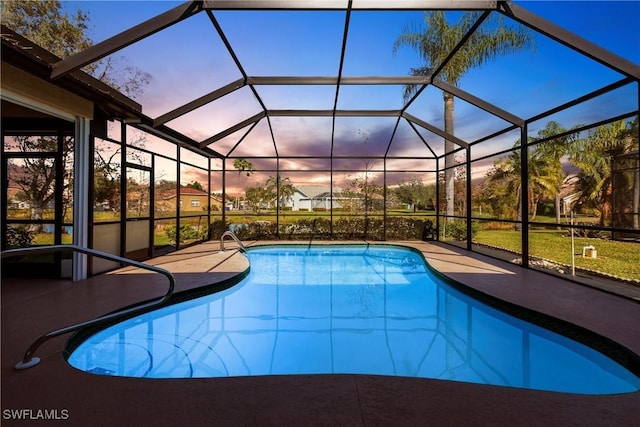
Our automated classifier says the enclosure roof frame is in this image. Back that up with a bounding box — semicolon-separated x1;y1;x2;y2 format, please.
42;0;640;161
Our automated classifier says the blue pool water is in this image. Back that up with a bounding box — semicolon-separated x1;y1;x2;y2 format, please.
68;245;640;394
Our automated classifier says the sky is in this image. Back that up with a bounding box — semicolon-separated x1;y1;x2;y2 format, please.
61;0;640;191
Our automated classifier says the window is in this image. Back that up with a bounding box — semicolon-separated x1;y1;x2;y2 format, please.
190;200;200;207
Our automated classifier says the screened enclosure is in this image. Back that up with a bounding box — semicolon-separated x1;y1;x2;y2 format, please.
2;1;639;288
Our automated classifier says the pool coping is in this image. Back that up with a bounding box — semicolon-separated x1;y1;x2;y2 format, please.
2;240;639;426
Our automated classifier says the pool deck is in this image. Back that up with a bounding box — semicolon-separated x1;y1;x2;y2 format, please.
2;240;639;426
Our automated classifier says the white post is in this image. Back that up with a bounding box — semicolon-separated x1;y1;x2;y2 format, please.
72;117;90;281
570;210;575;276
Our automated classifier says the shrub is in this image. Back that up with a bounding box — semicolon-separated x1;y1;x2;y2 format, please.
233;221;278;240
385;217;425;240
538;201;555;216
334;217;363;239
223;217;439;241
209;219;229;240
333;217;385;240
311;218;332;237
165;224;206;244
443;220;479;241
279;218;331;239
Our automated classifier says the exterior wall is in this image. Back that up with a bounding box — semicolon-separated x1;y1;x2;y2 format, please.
180;195;209;212
290;191;311;211
157;195;221;212
289;189;349;211
312;197;333;210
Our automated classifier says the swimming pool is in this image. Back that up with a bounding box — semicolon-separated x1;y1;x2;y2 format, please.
67;245;640;394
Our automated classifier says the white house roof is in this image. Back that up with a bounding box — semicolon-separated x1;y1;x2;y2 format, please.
295;185;343;199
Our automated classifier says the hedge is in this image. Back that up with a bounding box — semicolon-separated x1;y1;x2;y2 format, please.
217;216;430;241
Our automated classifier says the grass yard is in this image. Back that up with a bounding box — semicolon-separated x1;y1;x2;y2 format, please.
475;228;640;281
32;233;73;245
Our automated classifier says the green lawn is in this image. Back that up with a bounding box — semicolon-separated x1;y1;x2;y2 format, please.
32;233;73;245
476;228;640;281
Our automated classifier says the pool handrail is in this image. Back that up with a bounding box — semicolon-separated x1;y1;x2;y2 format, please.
220;231;247;253
1;244;176;371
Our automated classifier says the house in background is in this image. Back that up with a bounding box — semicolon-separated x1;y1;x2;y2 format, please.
156;187;222;213
289;185;346;211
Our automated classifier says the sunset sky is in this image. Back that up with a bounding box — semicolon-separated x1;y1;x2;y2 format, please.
64;1;639;191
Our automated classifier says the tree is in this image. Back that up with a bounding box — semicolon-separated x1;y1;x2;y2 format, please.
485;122;577;228
1;0;150;99
568;119;638;227
487;147;523;229
619;118;640;230
245;186;273;214
93;167;120;211
395;178;435;212
343;161;383;215
480;163;519;220
453;164;467;216
266;175;296;211
93;142;122;213
352;177;382;214
393;12;534;220
186;181;205;192
155;180;178;193
233;158;255;177
1;0;91;58
8;155;56;231
527;122;577;223
527;147;563;221
2;0;150;232
4;135;73;231
126;173;150;217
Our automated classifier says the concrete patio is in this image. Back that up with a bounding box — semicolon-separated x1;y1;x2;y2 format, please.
2;241;639;426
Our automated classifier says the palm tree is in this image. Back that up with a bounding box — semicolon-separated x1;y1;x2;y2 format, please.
528;146;564;221
620;118;640;230
233;158;254;177
527;121;577;223
487;149;523;228
266;175;296;211
568;120;638;227
487;138;561;229
393;11;534;220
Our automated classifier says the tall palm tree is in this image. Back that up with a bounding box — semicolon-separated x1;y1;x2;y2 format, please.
393;11;534;219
